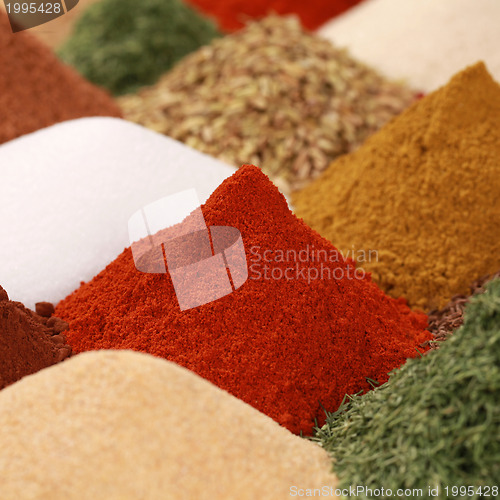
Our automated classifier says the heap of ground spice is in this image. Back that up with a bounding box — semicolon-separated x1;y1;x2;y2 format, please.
294;62;500;311
425;270;500;349
0;285;71;390
56;165;430;435
185;0;364;31
0;351;338;498
314;279;500;495
119;16;417;193
0;10;121;145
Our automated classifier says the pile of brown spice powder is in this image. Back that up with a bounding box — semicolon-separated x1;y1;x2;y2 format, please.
293;62;500;310
0;285;71;390
0;10;121;145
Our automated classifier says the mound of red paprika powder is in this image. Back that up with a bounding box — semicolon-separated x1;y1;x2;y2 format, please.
56;165;431;434
185;0;364;32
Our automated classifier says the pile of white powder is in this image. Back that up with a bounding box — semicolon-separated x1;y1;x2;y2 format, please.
318;0;500;92
0;350;337;499
0;117;235;309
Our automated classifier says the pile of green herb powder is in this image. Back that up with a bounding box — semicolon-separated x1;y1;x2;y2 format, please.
58;0;221;96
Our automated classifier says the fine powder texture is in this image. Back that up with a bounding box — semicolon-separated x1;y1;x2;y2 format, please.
0;10;121;145
0;285;71;390
0;117;235;310
318;0;500;92
185;0;363;32
0;351;338;499
119;16;416;193
56;165;430;435
294;63;500;311
314;279;500;495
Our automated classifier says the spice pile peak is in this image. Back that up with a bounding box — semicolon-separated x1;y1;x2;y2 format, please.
56;165;430;434
294;62;500;310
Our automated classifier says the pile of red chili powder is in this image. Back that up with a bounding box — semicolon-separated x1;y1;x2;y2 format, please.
56;165;431;434
0;286;71;390
185;0;364;31
0;10;121;145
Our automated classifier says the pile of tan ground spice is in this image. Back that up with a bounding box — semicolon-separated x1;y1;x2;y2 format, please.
0;9;121;145
0;285;71;390
0;350;338;499
119;16;416;193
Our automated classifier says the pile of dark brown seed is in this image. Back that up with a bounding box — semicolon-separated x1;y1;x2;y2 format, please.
426;270;500;349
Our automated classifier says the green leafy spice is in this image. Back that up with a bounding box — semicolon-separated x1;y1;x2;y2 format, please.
58;0;221;96
314;279;500;498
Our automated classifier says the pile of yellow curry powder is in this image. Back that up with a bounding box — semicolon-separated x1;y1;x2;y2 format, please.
294;62;500;311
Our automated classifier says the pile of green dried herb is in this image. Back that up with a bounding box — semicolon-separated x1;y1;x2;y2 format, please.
314;279;500;498
58;0;221;96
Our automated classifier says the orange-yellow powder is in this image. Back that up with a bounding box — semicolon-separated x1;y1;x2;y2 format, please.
294;62;500;311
